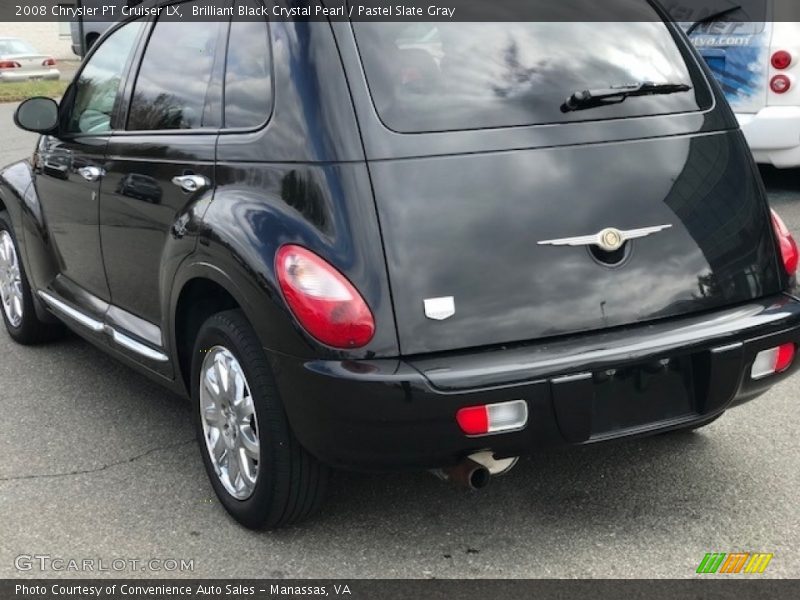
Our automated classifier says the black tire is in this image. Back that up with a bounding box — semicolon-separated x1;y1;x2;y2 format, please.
191;309;329;529
0;211;63;345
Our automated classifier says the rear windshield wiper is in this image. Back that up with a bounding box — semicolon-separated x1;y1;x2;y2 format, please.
686;4;742;35
560;81;693;113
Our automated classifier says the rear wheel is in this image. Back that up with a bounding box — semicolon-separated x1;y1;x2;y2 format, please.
191;309;329;529
0;211;62;344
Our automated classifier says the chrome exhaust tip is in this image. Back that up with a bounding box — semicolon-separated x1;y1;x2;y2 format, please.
431;457;491;490
430;451;519;490
469;450;518;477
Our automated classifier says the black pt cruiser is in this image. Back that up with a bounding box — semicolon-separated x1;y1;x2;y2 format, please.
2;0;799;529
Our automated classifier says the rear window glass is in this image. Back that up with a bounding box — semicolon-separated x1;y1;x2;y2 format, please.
353;3;706;133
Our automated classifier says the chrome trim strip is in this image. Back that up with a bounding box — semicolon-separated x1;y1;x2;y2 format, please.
551;372;593;384
39;290;169;362
108;328;169;363
38;291;105;332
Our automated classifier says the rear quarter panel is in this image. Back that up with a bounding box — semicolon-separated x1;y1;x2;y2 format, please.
191;19;398;360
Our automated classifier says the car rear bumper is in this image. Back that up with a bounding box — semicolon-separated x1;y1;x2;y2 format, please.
0;69;60;82
271;294;800;471
737;107;800;168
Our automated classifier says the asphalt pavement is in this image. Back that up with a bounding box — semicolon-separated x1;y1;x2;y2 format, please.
1;100;799;578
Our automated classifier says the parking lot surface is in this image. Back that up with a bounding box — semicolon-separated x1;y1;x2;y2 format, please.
1;100;799;578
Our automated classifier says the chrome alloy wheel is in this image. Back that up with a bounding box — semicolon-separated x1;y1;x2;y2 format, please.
0;230;23;328
199;346;260;500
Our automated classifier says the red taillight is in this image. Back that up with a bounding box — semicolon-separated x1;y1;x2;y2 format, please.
770;74;791;94
275;245;375;348
771;50;793;70
456;406;490;435
42;57;57;67
752;343;796;379
0;60;20;69
456;400;528;436
776;343;796;373
771;209;799;276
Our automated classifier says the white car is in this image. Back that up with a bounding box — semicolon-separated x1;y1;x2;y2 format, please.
685;3;800;168
0;37;60;83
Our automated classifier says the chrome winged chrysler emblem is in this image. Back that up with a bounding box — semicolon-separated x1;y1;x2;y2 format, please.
537;224;672;252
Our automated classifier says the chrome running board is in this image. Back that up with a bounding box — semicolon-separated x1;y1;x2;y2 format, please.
38;290;104;332
38;291;169;363
108;328;169;362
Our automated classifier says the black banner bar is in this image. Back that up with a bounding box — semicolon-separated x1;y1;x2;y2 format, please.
4;579;800;600
2;0;800;23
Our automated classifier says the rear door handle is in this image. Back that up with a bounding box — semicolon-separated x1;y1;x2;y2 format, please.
78;166;105;182
171;174;210;193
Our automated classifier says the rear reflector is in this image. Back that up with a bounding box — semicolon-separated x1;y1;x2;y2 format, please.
751;343;796;380
456;400;528;435
776;344;796;372
770;74;791;94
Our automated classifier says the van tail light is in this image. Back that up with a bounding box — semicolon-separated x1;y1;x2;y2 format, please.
751;343;796;379
42;57;57;67
0;61;21;69
770;209;799;276
275;245;375;348
771;50;793;70
770;74;791;94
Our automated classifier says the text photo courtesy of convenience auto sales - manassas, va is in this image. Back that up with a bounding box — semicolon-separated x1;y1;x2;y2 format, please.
1;0;800;599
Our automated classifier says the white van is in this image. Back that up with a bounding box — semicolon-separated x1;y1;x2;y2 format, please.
683;1;800;168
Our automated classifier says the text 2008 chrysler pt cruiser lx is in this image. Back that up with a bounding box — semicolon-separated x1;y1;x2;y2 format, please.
2;0;800;529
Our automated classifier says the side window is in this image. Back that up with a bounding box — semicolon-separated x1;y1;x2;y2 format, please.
127;5;225;131
65;21;144;135
224;1;273;129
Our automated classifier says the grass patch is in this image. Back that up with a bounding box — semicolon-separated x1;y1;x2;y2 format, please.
0;80;69;103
